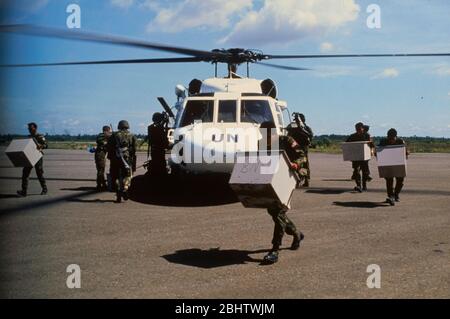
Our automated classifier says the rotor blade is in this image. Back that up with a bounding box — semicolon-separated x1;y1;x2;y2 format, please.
0;24;219;60
267;53;450;59
256;62;311;71
0;57;205;68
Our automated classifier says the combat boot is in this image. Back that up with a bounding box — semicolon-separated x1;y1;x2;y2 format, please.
386;197;395;206
262;250;279;265
362;181;368;192
17;190;27;197
115;192;122;204
291;232;305;250
354;186;362;193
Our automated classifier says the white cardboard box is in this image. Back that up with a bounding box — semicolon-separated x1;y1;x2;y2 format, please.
341;141;371;161
229;151;299;209
5;139;43;167
376;145;407;178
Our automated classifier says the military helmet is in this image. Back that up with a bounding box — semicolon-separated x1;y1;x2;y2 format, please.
388;128;398;138
152;112;165;124
118;120;130;130
355;122;364;130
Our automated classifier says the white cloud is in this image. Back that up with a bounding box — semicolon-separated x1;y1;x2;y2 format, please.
147;0;252;33
432;64;450;77
111;0;134;9
221;0;360;46
371;68;399;79
320;42;334;52
62;119;81;127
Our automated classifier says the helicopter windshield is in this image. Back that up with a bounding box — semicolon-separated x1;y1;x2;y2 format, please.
180;100;214;127
241;100;273;124
218;100;237;123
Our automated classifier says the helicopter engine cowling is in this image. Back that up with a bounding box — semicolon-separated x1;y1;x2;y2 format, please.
188;79;202;95
261;79;277;99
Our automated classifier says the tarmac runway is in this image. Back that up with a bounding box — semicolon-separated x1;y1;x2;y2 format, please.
0;149;449;298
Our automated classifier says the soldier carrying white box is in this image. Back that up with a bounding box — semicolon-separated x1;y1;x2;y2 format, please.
17;123;48;197
258;121;305;265
345;122;374;192
377;128;409;206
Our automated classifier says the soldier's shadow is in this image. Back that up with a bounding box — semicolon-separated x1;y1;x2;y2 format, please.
129;174;239;207
0;194;21;199
333;201;390;208
67;198;116;204
162;248;285;268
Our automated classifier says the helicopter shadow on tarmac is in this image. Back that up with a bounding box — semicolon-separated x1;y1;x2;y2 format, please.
129;173;239;207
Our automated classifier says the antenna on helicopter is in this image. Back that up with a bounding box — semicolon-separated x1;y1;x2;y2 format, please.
227;64;241;79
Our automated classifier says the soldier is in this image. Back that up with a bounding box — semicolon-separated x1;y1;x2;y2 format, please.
362;124;375;179
287;113;311;187
147;112;169;176
17;122;48;197
378;128;409;206
108;120;137;203
346;122;372;192
95;126;112;191
259;121;305;264
298;114;313;186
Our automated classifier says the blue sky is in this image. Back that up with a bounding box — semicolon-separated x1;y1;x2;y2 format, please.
1;0;449;137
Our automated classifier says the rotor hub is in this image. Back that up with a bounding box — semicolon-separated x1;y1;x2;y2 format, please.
210;48;268;65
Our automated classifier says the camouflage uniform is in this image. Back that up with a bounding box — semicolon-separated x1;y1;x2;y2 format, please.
95;133;109;189
287;124;313;182
266;135;304;250
346;132;372;189
148;123;169;176
267;205;298;249
108;129;137;200
21;133;48;193
281;135;308;179
379;137;409;199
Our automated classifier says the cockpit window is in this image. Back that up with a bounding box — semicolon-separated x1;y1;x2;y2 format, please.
241;100;273;124
180;100;214;127
218;100;237;123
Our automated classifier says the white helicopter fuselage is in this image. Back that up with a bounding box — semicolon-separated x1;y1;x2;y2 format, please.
169;77;289;174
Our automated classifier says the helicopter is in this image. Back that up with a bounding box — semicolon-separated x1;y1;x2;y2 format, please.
1;24;449;175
